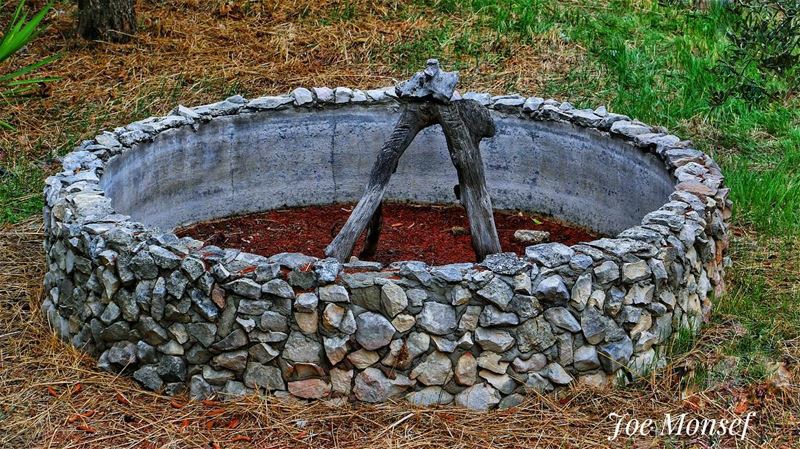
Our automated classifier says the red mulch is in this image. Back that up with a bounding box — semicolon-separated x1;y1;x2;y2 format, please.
177;202;600;266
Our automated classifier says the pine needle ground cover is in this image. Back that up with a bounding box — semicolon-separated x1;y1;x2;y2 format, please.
0;1;798;447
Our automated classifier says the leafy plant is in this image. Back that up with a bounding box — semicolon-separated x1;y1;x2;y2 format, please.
0;1;57;129
715;0;800;103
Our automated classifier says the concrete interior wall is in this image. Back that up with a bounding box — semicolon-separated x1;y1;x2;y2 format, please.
101;104;675;236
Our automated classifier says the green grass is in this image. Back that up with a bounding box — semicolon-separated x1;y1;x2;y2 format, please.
0;161;44;223
400;0;800;387
400;0;800;237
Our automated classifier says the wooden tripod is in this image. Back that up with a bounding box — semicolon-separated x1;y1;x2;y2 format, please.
325;61;502;262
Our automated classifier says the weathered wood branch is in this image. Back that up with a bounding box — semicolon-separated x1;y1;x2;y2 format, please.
324;60;502;262
438;101;501;260
324;105;436;262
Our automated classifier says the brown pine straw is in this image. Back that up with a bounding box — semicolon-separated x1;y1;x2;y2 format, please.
1;219;798;448
0;1;798;447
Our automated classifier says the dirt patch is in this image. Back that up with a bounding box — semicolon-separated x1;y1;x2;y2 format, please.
177;202;601;265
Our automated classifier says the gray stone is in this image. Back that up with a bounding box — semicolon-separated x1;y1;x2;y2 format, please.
479;305;519;327
594;261;620;284
544;307;581;333
263;279;294;299
268;252;317;269
189;375;215;400
100;302;120;324
165;271;188;299
382;332;429;369
499;393;525;409
244;363;285;391
418;302;457;335
543;362;573;385
106;341;137;366
482;252;529;275
260;311;289;333
181;257;205;281
235;316;256;332
459;305;482;331
581;306;606;345
534;276;570;304
479;370;517;394
130;251;158;279
476;277;514;310
211;329;248;351
133;365;163;390
635;330;659;352
454;383;501;410
477;351;509;374
598;335;633;373
238;299;270;315
511;353;547;373
203;366;235;385
622;259;651;283
295;292;318;311
224;278;261;299
380;282;407;317
455;352;478;385
449;285;472;306
355;312;395;350
513;272;532;294
248;342;279;363
525;243;573;268
186;323;217;347
517;315;556;352
292;87;314;106
574;345;601;371
314;258;341;283
136;341;158;364
222;380;249;397
431;263;470;283
514;229;550;245
601;287;623;317
211;350;247;372
570;272;592;311
509;294;541;320
431;335;457;353
410;351;453;386
159;340;184;356
525;373;554;392
138;316;169;345
625;284;654;305
319;284;349;303
283;331;322;363
474;327;514;352
190;289;219;320
353;367;414;403
149;245;181;269
157;356;186;382
324;335;349;365
406;386;454;406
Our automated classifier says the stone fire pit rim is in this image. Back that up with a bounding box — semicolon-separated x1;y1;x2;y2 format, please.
41;86;731;408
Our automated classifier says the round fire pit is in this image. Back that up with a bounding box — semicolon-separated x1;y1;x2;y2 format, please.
42;87;731;409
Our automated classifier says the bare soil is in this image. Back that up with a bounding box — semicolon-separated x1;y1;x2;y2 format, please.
177;202;601;265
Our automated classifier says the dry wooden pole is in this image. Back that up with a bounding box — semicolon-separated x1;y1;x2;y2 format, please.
438;101;501;260
324;104;435;262
325;59;502;262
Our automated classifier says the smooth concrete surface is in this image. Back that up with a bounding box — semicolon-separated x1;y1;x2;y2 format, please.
101;104;675;235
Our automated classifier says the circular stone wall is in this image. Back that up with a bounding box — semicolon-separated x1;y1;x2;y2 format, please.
42;87;732;410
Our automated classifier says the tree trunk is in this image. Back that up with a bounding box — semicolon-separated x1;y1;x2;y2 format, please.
78;0;137;43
